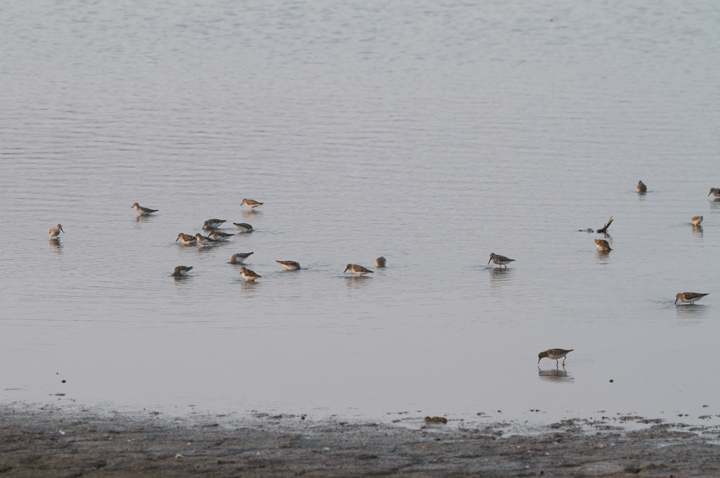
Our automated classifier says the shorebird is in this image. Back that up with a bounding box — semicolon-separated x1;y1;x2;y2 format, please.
209;230;233;241
49;224;64;238
675;292;709;305
595;239;612;251
597;216;613;234
176;233;197;245
171;266;192;277
538;349;573;365
240;267;261;281
131;203;158;215
344;264;374;276
488;253;514;268
376;256;386;267
194;233;217;247
233;222;253;233
229;252;253;264
277;260;301;270
709;188;720;198
637;181;647;192
242;199;263;210
203;219;226;230
692;216;703;226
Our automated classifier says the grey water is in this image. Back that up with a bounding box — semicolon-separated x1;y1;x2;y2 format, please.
1;0;720;426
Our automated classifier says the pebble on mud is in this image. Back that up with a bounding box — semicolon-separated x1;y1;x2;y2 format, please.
424;416;448;424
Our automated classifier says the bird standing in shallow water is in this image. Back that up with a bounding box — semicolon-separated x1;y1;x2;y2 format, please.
488;253;514;268
242;199;263;210
637;181;647;192
171;266;192;277
49;224;64;238
277;260;301;270
692;216;703;226
595;239;612;251
675;292;709;305
538;349;573;365
209;230;233;241
344;264;374;276
194;233;217;247
229;252;253;264
709;188;720;198
176;233;197;245
233;223;253;233
376;256;386;267
131;203;158;215
241;267;261;281
203;219;226;230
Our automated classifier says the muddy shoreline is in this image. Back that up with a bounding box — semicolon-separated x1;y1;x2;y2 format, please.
1;405;719;477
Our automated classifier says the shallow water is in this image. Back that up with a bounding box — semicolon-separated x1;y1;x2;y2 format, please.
1;0;720;425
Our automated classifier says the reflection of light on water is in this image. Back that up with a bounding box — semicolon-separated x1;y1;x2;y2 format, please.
676;304;709;325
538;366;574;383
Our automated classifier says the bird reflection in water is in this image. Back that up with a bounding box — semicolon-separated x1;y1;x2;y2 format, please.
243;210;261;218
241;279;260;296
134;214;154;224
692;225;703;238
676;302;708;324
490;267;512;282
345;275;371;291
538;366;573;383
710;198;720;209
595;249;611;264
50;238;62;252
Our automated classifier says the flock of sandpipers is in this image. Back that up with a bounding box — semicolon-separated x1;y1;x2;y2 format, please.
47;185;720;367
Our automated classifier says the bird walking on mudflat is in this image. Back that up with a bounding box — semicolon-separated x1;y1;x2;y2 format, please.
277;260;301;270
230;252;253;264
344;264;374;276
595;239;612;251
49;224;64;238
538;349;573;365
637;181;647;192
675;292;709;305
241;267;261;281
488;253;514;268
171;266;192;277
242;199;263;210
131;203;158;215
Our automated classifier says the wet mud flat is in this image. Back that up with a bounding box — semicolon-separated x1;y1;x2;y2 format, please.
1;406;720;477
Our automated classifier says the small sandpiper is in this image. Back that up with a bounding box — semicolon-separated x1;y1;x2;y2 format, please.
203;219;226;230
49;224;64;238
538;349;573;365
209;230;234;241
230;252;253;264
692;216;703;226
171;266;193;277
240;267;261;281
709;188;720;198
233;222;253;233
242;198;263;210
675;292;709;305
131;203;158;215
344;264;374;276
277;260;301;270
176;233;197;245
194;233;217;247
376;256;386;267
595;239;612;251
637;181;647;192
488;253;515;268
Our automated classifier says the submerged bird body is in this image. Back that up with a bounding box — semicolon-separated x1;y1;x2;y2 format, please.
488;253;515;268
230;252;254;264
595;239;612;251
675;292;709;305
176;233;197;245
637;181;647;192
203;219;226;230
171;266;193;277
209;231;233;241
538;348;573;365
344;264;374;276
376;256;386;267
131;203;158;215
241;267;261;281
692;216;703;226
49;224;64;238
277;260;301;270
709;188;720;198
242;199;263;210
233;222;253;233
194;233;217;246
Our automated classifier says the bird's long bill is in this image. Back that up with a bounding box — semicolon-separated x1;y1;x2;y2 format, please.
538;357;541;364
175;237;180;242
709;192;712;196
487;259;491;264
343;267;349;273
59;226;64;233
674;299;678;304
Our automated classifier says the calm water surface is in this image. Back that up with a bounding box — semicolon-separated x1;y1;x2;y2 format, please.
1;0;720;425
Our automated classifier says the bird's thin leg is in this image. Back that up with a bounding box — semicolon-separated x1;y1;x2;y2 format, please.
562;357;566;365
